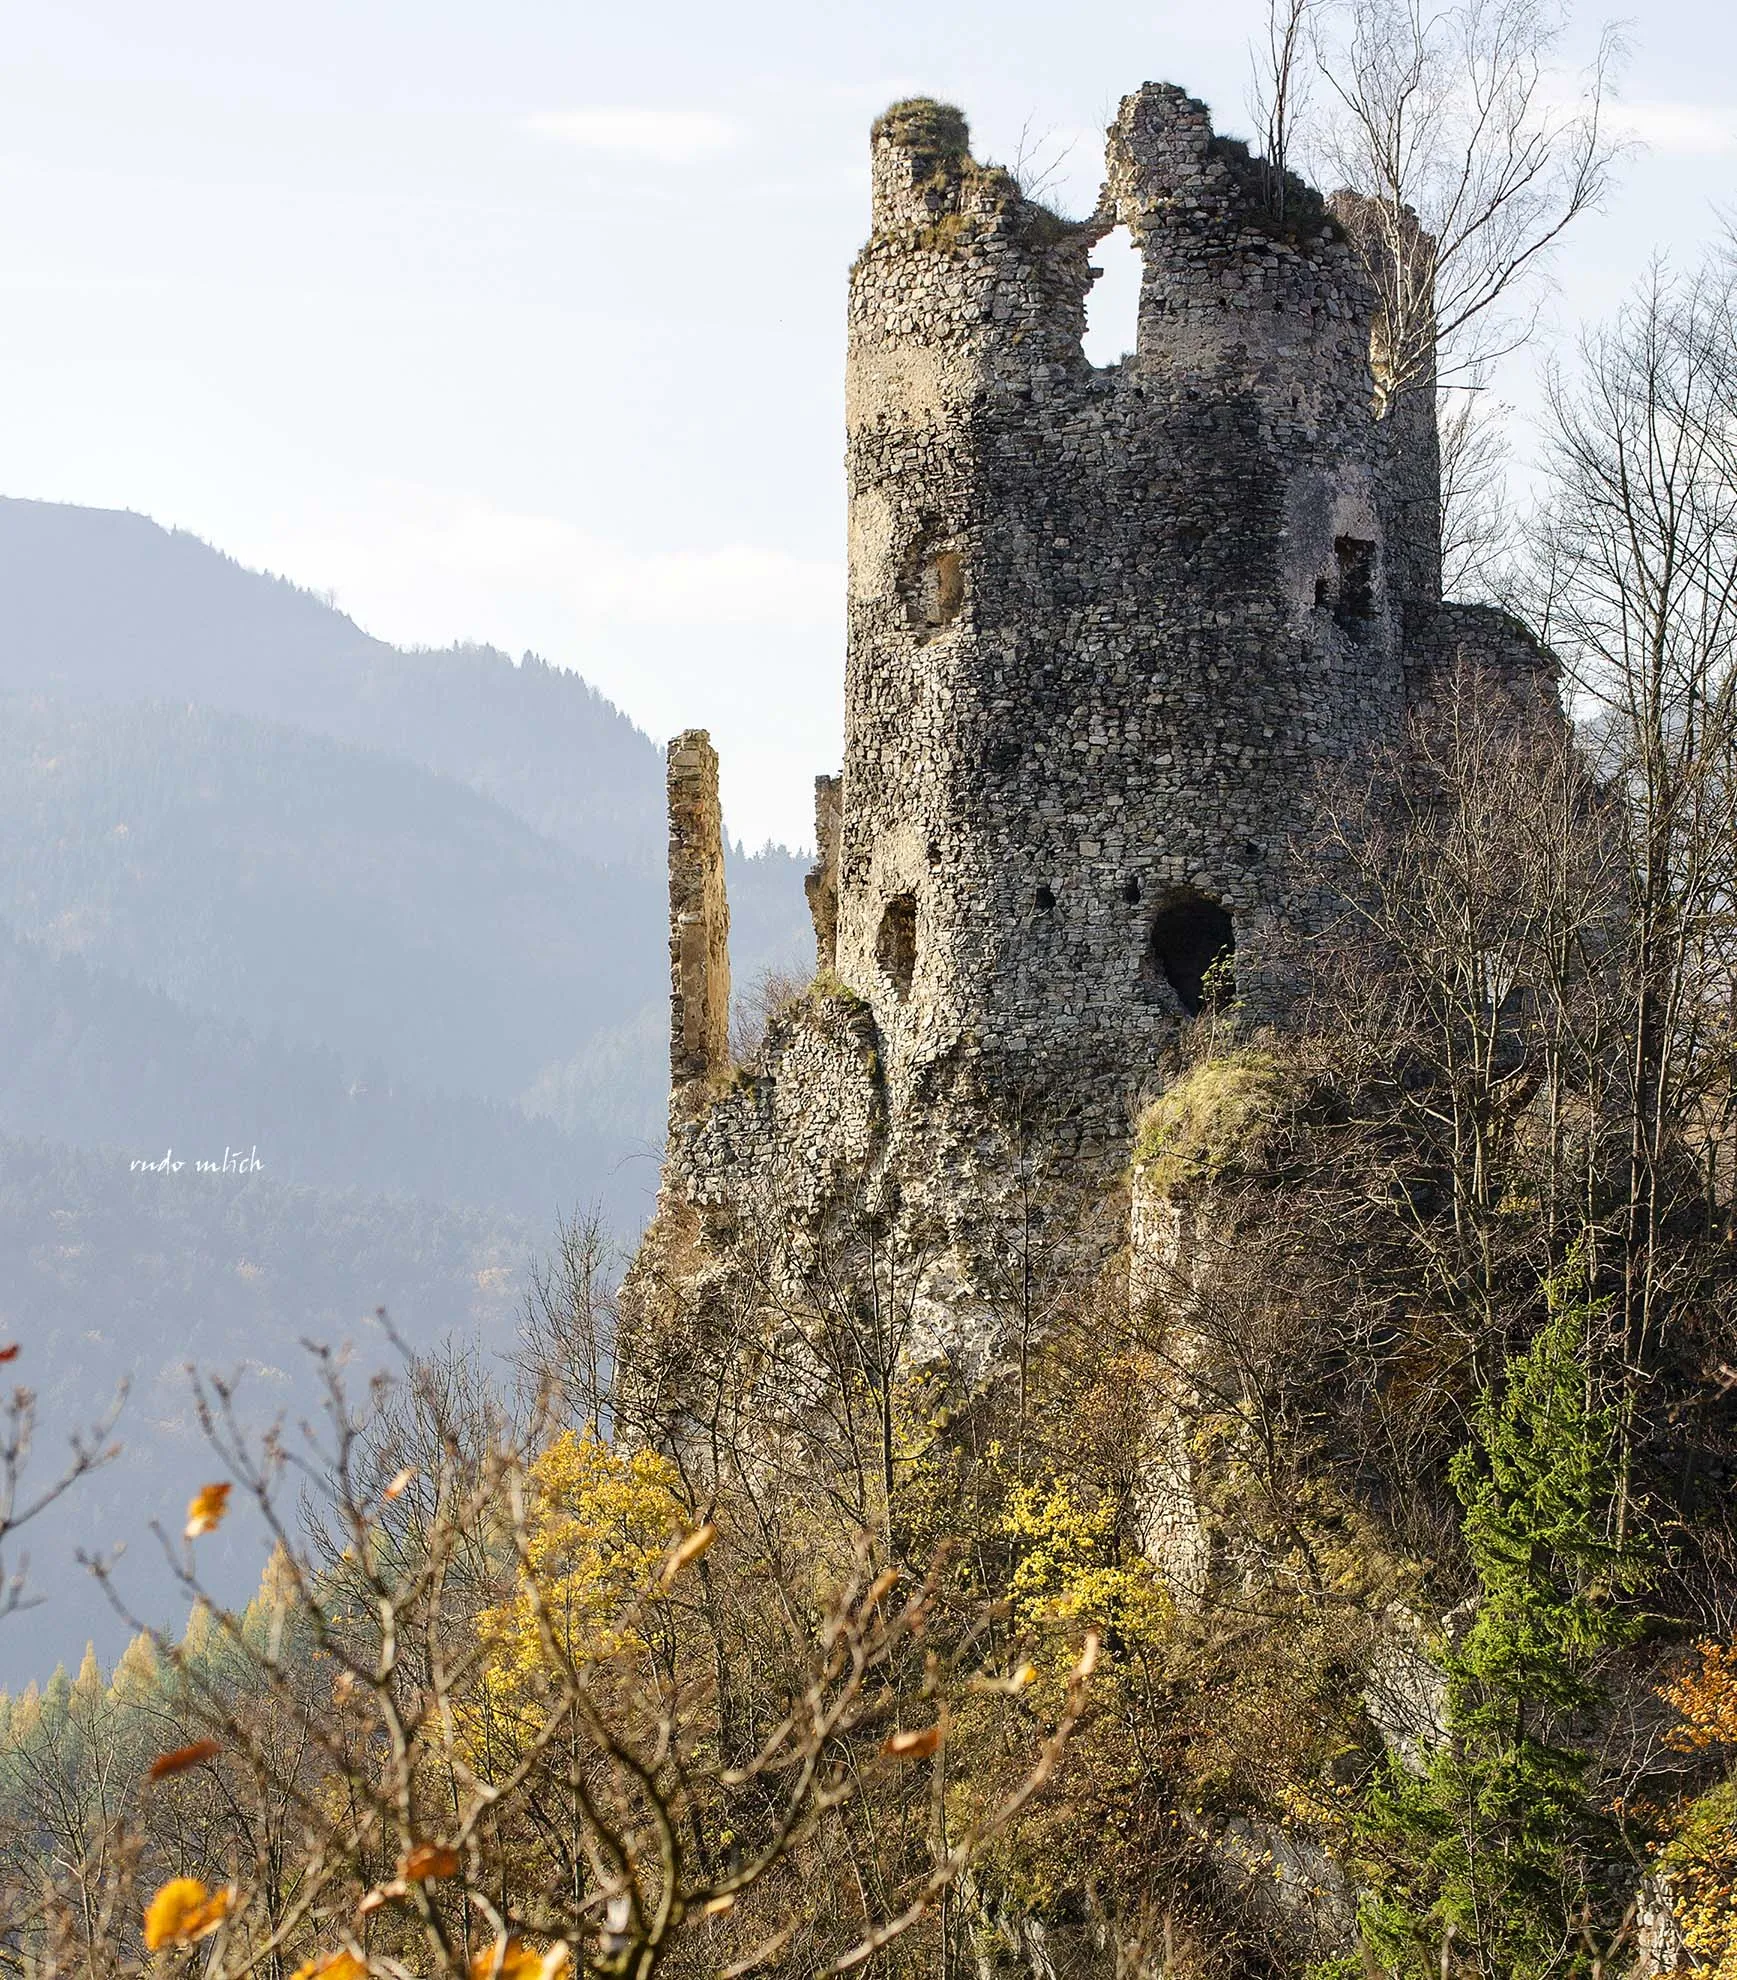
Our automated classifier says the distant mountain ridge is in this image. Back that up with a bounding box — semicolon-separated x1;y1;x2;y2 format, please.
0;496;665;865
0;695;662;1104
0;495;812;998
0;496;814;1142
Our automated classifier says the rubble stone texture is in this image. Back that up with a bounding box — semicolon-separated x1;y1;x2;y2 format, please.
632;81;1551;1341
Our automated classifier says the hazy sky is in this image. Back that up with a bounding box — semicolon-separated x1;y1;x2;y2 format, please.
3;0;1735;848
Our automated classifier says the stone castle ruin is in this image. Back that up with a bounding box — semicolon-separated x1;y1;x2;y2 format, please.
631;81;1548;1339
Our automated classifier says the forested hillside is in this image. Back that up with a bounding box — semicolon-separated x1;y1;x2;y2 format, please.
0;697;661;1104
0;500;812;1680
0;1132;531;1656
0;922;604;1220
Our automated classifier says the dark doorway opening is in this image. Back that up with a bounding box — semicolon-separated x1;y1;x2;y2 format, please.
1149;895;1235;1015
877;893;918;998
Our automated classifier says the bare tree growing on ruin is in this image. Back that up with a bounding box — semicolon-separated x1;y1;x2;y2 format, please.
1282;0;1623;412
1248;0;1320;222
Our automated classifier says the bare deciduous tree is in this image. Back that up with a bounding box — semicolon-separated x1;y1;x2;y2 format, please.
29;1342;1090;1980
1249;0;1320;221
1532;252;1737;1380
1438;386;1517;598
1307;0;1622;411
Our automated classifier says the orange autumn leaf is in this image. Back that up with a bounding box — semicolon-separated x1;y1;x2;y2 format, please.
291;1953;367;1980
184;1482;232;1538
0;1344;18;1363
661;1522;717;1585
143;1877;232;1950
148;1738;221;1781
469;1938;567;1980
399;1843;460;1882
880;1724;942;1761
384;1467;415;1500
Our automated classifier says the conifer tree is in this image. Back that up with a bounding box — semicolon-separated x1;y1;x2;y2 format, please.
1354;1262;1650;1980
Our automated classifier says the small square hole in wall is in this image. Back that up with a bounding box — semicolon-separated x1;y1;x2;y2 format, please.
902;537;964;637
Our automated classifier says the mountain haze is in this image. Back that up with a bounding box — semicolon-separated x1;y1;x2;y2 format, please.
0;495;813;1677
0;496;663;863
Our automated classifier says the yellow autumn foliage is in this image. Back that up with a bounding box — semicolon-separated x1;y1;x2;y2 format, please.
1002;1477;1171;1662
1664;1639;1737;1753
290;1952;367;1980
183;1482;231;1539
476;1430;686;1713
1659;1641;1737;1978
143;1876;231;1950
469;1935;569;1980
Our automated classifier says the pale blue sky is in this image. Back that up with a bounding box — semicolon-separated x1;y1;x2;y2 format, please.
3;0;1734;848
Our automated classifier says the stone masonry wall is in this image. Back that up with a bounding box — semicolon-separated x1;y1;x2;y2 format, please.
834;85;1442;1164
666;730;731;1097
634;79;1553;1356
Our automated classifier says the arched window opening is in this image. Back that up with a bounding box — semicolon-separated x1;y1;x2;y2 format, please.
1034;883;1056;912
877;893;918;998
1083;224;1142;368
1149;895;1235;1016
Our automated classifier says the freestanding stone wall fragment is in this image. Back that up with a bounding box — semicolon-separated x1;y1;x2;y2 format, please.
666;730;731;1096
805;774;843;970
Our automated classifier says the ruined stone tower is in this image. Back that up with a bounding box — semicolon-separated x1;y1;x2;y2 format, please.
822;87;1447;1143
635;81;1546;1325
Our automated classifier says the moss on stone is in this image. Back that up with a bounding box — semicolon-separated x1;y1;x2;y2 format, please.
872;98;970;161
1132;1051;1293;1197
913;209;979;253
810;966;869;1012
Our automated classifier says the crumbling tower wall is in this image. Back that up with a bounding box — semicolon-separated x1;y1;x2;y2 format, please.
631;80;1552;1349
834;84;1438;1154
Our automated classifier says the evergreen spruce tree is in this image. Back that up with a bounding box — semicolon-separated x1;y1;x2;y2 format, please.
1353;1261;1650;1980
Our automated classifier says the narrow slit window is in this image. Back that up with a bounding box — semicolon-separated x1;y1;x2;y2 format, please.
902;534;965;638
877;893;918;998
1332;536;1376;632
